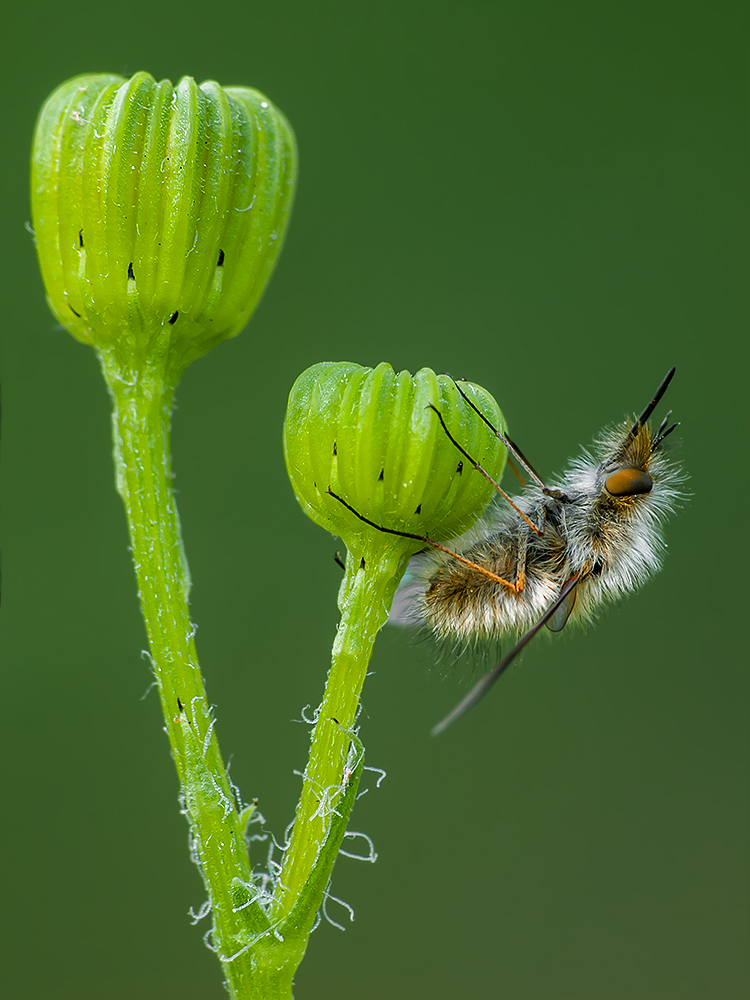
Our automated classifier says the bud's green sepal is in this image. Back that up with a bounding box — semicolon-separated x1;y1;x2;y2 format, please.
31;72;296;377
284;362;507;560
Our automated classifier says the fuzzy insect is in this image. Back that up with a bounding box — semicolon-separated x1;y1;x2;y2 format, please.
327;370;681;742
387;367;683;734
329;369;682;734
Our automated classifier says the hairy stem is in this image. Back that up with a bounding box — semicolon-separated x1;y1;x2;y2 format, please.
273;543;407;917
99;351;286;998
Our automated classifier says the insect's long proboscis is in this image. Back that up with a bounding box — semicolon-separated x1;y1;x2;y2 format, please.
631;366;676;435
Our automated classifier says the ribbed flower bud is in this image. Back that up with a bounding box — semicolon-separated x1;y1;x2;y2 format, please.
284;362;507;557
31;71;296;376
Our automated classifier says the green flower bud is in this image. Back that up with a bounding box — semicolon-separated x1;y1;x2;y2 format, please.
31;71;296;375
284;362;507;558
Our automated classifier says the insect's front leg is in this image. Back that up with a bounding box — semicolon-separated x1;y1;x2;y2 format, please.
535;501;548;536
513;502;550;591
514;530;528;592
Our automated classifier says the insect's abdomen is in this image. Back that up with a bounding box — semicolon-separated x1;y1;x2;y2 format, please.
418;524;569;642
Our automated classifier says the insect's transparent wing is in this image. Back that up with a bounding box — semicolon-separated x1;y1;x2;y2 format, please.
545;579;578;632
388;555;430;627
389;579;425;626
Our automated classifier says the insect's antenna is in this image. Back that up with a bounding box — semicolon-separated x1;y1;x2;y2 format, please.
431;573;581;736
326;488;519;591
451;378;550;492
426;404;545;536
630;366;676;436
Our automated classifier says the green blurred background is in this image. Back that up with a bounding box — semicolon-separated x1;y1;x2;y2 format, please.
2;2;747;997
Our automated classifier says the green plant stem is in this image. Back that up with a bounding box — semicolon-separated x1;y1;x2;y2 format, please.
99;351;296;999
99;351;404;996
274;542;408;916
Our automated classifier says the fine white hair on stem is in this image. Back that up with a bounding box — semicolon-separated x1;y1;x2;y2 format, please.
189;897;212;924
294;704;321;725
363;765;387;788
339;830;378;863
321;886;356;931
139;678;158;700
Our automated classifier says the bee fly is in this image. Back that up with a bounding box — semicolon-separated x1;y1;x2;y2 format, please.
332;367;683;735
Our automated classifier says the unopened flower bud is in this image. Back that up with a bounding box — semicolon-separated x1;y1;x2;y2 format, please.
31;71;296;376
284;362;507;559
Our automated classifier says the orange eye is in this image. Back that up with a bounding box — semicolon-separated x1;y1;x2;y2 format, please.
605;468;653;496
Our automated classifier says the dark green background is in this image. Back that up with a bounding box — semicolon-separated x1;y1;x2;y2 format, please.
2;2;747;997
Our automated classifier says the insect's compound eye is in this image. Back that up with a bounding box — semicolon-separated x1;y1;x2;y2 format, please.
605;467;653;496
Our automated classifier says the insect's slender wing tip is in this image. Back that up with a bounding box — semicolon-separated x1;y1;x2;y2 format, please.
430;693;475;736
430;674;496;736
430;713;456;738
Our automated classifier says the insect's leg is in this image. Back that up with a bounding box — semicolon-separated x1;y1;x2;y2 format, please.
514;530;528;592
535;500;548;536
512;503;548;590
499;433;545;489
506;455;529;488
451;379;566;500
326;488;519;591
427;403;546;537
